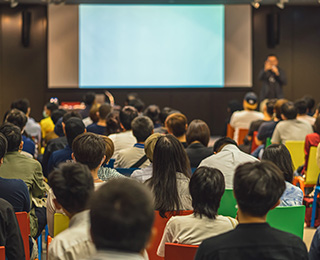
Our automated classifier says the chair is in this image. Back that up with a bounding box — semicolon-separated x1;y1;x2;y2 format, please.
105;158;115;168
53;213;70;237
15;212;30;260
115;168;139;177
251;131;259;153
266;205;306;239
217;189;237;218
46;236;52;260
285;141;305;170
226;124;234;139
147;210;193;260
238;129;249;146
164;243;198;260
265;137;272;148
310;186;320;227
0;246;5;260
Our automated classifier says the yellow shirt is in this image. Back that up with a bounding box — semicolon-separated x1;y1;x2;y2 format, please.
40;117;54;139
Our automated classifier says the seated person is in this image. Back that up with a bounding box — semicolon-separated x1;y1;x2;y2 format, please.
185;119;212;168
144;105;161;129
195;161;308;260
157;167;237;257
48;163;96;260
105;110;122;136
165;113;188;148
295;99;315;125
40;102;59;140
262;144;303;206
154;107;180;134
309;226;320;260
87;103;111;135
45;109;67;143
115;116;153;168
79;91;96;120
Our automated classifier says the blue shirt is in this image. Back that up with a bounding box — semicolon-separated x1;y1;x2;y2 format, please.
47;145;73;175
279;181;303;207
22;135;35;157
87;123;107;135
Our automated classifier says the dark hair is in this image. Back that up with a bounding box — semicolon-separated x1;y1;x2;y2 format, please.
5;109;27;131
98;103;111;120
11;99;30;114
294;99;307;115
105;111;122;135
131;116;154;143
72;133;105;170
227;100;242;114
51;109;67;125
64;118;86;147
144;105;160;125
234;161;285;217
62;111;82;124
266;99;277;117
128;98;145;113
190;167;225;219
0;133;8;160
0;123;22;152
186;119;210;146
159;107;180;125
119;106;138;130
213;137;237;153
281;101;297;120
165;113;188;138
90;179;154;252
314;116;320;135
83;92;96;106
274;99;288;120
45;102;59;113
303;95;315;113
262;144;294;182
49;162;94;214
148;135;191;218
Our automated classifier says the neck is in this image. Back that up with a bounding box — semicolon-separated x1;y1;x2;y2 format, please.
176;135;186;143
97;119;107;126
237;210;266;224
91;168;100;181
137;142;144;144
191;140;201;144
263;114;272;121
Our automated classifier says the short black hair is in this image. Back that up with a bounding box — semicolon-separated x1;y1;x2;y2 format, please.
0;133;8;160
49;162;94;214
190;167;225;219
131;116;154;143
144;105;160;124
45;102;59;113
51;109;67;125
90;178;154;252
234;161;285;217
266;99;277;117
5;109;27;131
281;101;297;120
213;137;237;153
98;103;112;119
72;133;105;170
64;118;86;148
159;107;180;125
62;111;82;124
83;92;96;106
303;95;315;113
0;123;22;152
11;99;30;114
119;106;138;130
294;99;307;115
128;98;145;113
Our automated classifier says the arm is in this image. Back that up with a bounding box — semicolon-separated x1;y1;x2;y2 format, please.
275;68;287;86
157;219;175;257
32;162;46;199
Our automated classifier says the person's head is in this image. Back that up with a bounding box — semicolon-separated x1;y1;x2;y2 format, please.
227;100;242;114
281;101;297;120
128;98;145;113
131;116;154;143
119;106;138;131
90;178;154;252
62;111;82;124
51;109;67;125
303;95;315;114
0;133;8;163
11;99;30;116
190;167;225;219
234;161;285;217
266;54;278;66
72;133;106;171
159;107;180;125
274;99;288;120
89;104;100;123
265;99;277;117
105;111;122;135
44;102;59;117
64;118;86;147
83;92;96;106
262;144;294;183
144;133;162;162
5;109;27;131
144;105;161;125
165;113;188;138
0;123;22;152
186;119;210;147
243;92;258;111
213;137;237;154
100;136;114;163
294;99;308;116
98;103;112;120
150;134;190;217
125;92;139;106
314;116;320;135
49;162;94;216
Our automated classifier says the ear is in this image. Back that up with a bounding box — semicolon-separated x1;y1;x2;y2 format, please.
71;153;76;162
0;157;4;166
120;123;126;131
27;107;31;116
281;114;286;120
185;124;188;130
62;122;66;136
19;141;24;151
53;198;63;210
99;155;106;167
270;200;280;210
84;129;87;133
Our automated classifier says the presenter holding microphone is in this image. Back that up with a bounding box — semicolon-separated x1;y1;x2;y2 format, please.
258;54;287;101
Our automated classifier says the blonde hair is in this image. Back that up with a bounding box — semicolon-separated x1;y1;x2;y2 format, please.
144;133;162;162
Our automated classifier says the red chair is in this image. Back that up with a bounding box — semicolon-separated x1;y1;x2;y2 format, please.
251;131;259;153
15;212;30;260
147;210;193;260
238;129;249;146
0;246;5;260
165;243;198;260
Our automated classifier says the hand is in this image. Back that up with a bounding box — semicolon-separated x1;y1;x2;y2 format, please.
264;61;272;71
271;66;279;76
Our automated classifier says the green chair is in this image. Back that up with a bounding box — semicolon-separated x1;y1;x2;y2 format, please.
285;141;305;170
266;205;305;239
218;189;237;218
265;137;272;148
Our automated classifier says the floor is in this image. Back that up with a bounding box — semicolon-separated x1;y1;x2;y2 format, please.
304;227;317;250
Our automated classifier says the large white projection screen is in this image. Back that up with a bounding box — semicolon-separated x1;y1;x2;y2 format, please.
48;4;252;89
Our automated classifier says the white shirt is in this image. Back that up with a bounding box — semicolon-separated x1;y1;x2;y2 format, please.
198;144;259;189
131;163;153;183
157;214;238;257
109;131;137;159
297;115;315;126
82;250;147;260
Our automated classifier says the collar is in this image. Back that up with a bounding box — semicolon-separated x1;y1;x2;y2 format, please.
134;143;144;149
69;210;90;228
220;144;241;153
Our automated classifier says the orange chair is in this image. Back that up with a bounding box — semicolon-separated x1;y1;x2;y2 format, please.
226;124;234;139
164;243;198;260
251;131;259;153
238;129;249;146
15;212;30;260
147;210;193;260
47;236;52;260
292;176;306;197
0;246;5;260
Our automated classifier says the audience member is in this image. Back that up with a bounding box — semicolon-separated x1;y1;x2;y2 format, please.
144;105;161;129
271;101;313;144
83;103;100;127
87;103;111;135
199;137;258;189
165;113;188;148
49;109;68;140
195;161;308;260
128;98;145;114
40;101;59;139
295;99;315;125
105;110;122;136
146;135;192;217
155;107;180;134
157;167;237;257
48;163;96;260
262;144;303;206
303;95;315;116
79;91;96;119
185;119;212;168
309;226;320;260
115;116;153;168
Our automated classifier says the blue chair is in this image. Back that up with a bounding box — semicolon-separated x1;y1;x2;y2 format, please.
311;186;320;227
191;168;197;174
105;158;115;168
115;168;139;177
37;225;49;260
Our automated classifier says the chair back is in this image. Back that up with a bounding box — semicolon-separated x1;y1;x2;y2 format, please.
305;146;320;185
15;212;30;260
238;129;249;146
164;243;198;260
115;168;139;177
226;124;234;139
285;141;305;170
265;137;272;148
53;213;70;237
0;246;5;260
266;205;306;239
218;189;237;218
251;131;259;153
147;210;193;260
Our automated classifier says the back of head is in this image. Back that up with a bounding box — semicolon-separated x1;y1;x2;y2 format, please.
98;103;112;120
62;111;82;124
49;162;94;214
314;116;320;135
144;133;162;162
266;99;277;117
213;137;237;153
83;92;96;106
186;119;210;146
294;99;308;115
0;133;8;160
128;98;145;113
190;167;225;219
131;116;154;143
89;104;100;123
100;136;114;162
65;118;86;147
51;109;67;125
5;109;27;131
303;95;315;113
159;107;180;125
105;111;121;135
165;113;188;138
234;161;285;217
243;92;258;111
90;178;154;252
72;132;105;170
46;102;59;114
281;101;297;120
11;99;30;115
0;123;22;152
144;105;160;124
262;144;294;182
274;99;288;120
119;106;138;130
